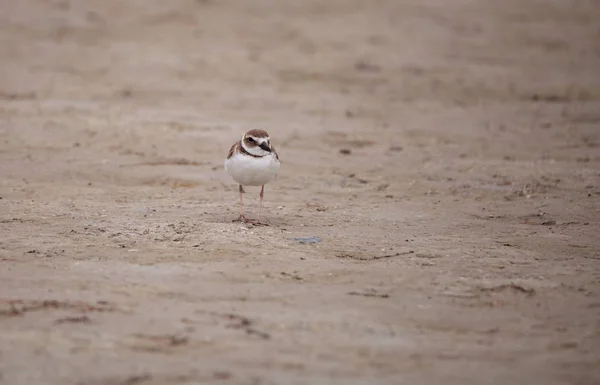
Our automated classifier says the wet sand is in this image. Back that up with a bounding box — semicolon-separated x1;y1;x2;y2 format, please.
1;1;599;384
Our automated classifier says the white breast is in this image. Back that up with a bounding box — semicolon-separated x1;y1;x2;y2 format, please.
224;152;280;186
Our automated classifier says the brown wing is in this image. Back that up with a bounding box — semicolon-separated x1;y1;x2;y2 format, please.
227;141;241;159
272;145;280;161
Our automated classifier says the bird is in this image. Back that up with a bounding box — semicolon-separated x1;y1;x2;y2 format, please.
224;129;280;224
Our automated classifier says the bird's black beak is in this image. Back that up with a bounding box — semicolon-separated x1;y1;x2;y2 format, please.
259;143;271;152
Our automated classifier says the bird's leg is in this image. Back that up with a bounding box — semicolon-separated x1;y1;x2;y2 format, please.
233;185;255;223
239;184;245;218
257;185;265;223
233;185;248;222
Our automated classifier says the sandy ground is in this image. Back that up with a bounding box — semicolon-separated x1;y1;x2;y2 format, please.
1;0;599;384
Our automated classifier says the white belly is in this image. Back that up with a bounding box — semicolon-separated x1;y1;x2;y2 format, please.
224;152;280;186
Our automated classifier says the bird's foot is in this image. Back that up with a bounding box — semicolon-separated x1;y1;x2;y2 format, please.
233;215;256;224
232;215;268;226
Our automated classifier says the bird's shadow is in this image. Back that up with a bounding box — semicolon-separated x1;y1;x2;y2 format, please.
197;210;291;228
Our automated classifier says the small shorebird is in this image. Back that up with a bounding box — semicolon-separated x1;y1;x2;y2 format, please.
224;129;280;224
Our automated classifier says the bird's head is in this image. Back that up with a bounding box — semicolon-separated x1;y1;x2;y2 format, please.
241;129;272;156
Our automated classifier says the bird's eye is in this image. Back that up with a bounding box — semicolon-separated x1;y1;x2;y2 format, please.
247;137;254;143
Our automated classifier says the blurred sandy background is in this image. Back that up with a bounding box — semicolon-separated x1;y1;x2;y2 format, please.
1;0;599;384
